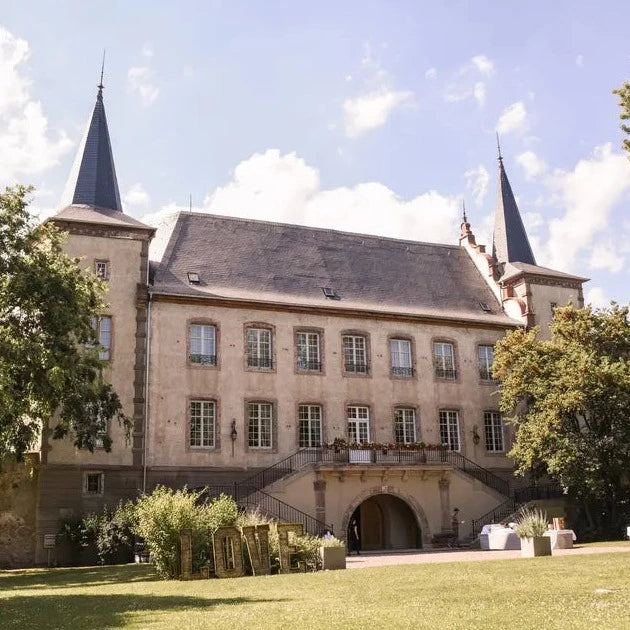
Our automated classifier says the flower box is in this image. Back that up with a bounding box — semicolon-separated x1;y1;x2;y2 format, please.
319;546;346;570
520;536;552;557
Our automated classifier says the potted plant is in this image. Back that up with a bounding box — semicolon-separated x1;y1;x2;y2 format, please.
319;535;346;570
513;507;552;557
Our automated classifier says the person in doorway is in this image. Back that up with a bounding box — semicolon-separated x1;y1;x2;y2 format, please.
348;518;360;555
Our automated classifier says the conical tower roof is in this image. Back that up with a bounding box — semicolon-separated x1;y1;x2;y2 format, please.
492;155;536;266
55;81;152;231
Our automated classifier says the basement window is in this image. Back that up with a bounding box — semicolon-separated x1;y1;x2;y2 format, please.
187;272;200;285
322;287;340;300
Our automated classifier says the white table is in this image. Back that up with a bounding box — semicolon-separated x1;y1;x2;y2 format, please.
543;529;576;549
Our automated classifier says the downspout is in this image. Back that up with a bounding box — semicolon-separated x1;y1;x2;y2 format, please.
142;292;152;494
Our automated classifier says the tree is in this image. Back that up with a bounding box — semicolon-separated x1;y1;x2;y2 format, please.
0;185;128;459
613;82;630;156
493;304;630;536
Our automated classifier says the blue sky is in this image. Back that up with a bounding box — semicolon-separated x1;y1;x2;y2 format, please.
1;1;629;305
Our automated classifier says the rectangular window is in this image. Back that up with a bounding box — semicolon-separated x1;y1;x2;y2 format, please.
246;328;272;369
484;411;504;452
94;260;109;281
298;404;322;447
390;339;413;377
248;402;272;448
439;410;460;451
478;345;494;381
189;324;217;365
190;400;216;448
434;342;456;379
91;316;112;361
347;406;370;444
296;332;321;371
95;415;108;449
83;472;104;496
343;335;368;374
394;408;416;443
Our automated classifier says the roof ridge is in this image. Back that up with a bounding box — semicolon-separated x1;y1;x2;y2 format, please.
178;210;462;250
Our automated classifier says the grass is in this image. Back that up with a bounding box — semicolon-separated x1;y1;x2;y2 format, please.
2;550;630;630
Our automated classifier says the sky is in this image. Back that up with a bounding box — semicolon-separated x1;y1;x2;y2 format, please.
1;0;629;305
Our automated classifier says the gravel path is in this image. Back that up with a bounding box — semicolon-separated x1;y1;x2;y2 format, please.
345;545;630;569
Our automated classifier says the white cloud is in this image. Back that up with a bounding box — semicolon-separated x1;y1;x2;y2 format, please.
575;54;584;68
127;66;159;107
516;150;547;179
585;286;610;308
0;25;73;183
473;82;486;106
144;149;460;257
343;45;413;138
141;42;154;58
444;54;494;106
523;211;544;232
464;164;490;205
425;67;437;79
541;143;630;272
588;242;625;273
343;90;413;138
496;101;527;134
471;55;495;76
123;182;150;209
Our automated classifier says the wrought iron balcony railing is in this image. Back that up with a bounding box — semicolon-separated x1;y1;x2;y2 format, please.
189;353;217;365
392;366;414;377
344;362;369;374
247;356;273;369
297;359;322;372
435;367;457;380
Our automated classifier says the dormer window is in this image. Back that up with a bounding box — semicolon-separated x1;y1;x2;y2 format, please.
322;287;340;300
187;272;200;285
479;301;492;313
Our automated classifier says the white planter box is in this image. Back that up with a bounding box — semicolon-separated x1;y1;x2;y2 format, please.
520;536;552;557
319;546;346;570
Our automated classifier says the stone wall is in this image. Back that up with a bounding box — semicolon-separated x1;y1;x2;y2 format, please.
0;455;39;568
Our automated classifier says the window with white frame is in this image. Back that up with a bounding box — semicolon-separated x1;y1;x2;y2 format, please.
439;410;460;451
246;328;272;369
248;402;272;448
343;335;368;374
484;411;504;452
394;408;417;443
91;316;112;360
83;472;104;496
94;260;109;281
434;342;456;379
298;404;322;447
296;332;321;371
478;345;495;381
189;400;216;448
189;324;217;365
347;406;370;443
390;339;413;377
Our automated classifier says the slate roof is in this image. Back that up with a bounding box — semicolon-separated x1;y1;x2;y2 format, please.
54;86;152;232
151;212;517;326
492;158;537;266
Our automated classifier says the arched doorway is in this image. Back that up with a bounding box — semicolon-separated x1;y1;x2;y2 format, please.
347;494;421;551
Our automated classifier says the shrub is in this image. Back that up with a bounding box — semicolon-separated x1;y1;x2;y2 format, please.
513;507;549;538
82;501;135;565
133;486;237;578
319;535;345;548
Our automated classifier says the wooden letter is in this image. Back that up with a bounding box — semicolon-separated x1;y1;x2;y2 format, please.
242;524;271;576
276;523;304;574
213;526;245;578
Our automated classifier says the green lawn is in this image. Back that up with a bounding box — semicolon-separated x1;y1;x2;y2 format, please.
2;550;630;630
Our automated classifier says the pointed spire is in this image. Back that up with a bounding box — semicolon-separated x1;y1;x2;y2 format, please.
61;60;122;213
492;149;536;266
462;199;468;224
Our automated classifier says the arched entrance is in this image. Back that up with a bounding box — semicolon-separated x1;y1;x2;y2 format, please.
347;494;421;551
